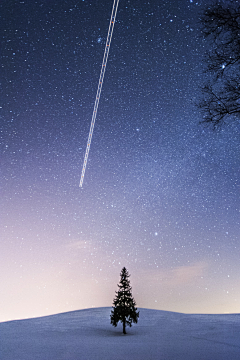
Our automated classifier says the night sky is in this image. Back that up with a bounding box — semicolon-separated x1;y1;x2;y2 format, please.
1;0;240;322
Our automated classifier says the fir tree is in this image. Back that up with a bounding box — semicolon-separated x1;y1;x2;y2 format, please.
110;267;139;334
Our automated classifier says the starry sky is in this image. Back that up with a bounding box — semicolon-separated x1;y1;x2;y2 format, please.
1;0;240;322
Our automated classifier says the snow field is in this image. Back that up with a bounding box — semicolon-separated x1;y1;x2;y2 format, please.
0;307;240;359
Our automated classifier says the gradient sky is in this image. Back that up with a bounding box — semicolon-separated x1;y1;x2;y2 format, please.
1;0;240;322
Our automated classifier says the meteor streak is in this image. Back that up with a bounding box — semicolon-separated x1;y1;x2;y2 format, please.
79;0;120;187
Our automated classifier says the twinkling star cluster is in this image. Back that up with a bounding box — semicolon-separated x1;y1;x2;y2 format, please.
1;0;240;321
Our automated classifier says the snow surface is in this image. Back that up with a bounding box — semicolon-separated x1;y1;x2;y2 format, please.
0;307;240;360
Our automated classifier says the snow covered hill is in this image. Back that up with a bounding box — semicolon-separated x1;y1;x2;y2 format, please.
0;307;240;360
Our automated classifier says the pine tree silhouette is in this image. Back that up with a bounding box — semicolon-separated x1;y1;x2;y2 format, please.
110;267;139;334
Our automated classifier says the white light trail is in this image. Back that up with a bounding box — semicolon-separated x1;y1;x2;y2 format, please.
79;0;120;187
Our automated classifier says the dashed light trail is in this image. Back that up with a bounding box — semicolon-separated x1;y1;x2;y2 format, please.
79;0;120;187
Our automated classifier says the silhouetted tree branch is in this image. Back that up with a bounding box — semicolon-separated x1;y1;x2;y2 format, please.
199;1;240;128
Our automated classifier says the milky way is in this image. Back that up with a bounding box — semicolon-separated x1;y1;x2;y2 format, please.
1;0;240;322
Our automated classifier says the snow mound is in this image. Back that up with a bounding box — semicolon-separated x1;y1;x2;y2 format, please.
0;307;240;359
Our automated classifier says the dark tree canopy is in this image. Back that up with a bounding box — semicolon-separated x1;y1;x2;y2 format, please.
110;267;139;334
199;1;240;128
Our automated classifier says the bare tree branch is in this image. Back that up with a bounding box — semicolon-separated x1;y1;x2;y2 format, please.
198;1;240;127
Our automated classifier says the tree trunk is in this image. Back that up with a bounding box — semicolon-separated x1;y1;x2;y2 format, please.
123;317;126;334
